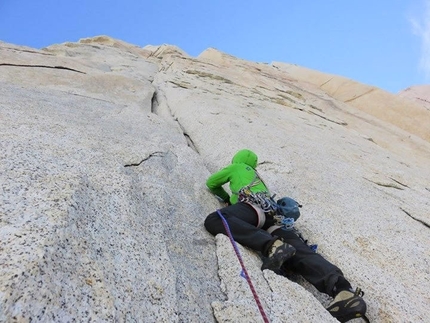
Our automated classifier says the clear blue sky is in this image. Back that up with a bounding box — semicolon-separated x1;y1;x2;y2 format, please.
1;0;429;93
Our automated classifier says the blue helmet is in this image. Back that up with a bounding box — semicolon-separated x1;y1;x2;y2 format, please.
276;197;301;221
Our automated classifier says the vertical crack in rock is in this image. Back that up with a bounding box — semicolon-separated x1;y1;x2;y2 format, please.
175;118;199;154
151;90;159;114
149;82;199;154
400;208;430;229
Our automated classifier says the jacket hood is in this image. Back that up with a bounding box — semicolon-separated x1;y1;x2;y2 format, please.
232;149;258;168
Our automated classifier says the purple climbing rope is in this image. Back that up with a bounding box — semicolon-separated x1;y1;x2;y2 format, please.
216;210;270;323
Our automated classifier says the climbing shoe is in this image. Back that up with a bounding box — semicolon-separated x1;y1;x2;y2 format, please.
326;288;369;323
261;239;296;271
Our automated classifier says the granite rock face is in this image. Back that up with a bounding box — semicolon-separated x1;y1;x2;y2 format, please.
398;84;430;112
1;36;430;323
272;62;430;142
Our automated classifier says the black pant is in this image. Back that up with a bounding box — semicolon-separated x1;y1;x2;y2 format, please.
205;203;277;256
271;227;348;296
204;202;350;297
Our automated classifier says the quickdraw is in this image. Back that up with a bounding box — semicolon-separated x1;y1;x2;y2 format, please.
237;171;299;231
238;187;298;231
238;188;277;214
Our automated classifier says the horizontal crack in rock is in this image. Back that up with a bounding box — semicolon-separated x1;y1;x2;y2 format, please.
0;63;86;74
5;47;54;55
307;110;347;126
124;151;165;167
389;177;409;188
364;177;405;190
344;88;376;103
400;207;430;229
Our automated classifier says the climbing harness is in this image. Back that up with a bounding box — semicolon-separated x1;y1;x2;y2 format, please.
236;172;278;215
237;172;301;231
216;210;270;323
236;171;319;255
238;188;276;213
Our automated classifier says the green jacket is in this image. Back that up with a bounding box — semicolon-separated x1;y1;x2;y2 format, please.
206;149;269;204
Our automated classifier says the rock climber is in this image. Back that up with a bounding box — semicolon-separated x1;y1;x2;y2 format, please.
204;149;368;323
